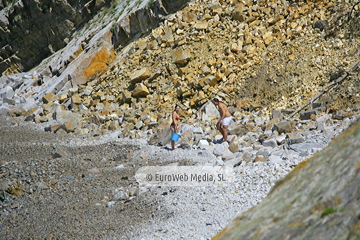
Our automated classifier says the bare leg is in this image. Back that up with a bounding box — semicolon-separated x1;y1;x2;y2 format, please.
223;126;229;142
171;140;177;150
216;122;224;140
170;125;177;150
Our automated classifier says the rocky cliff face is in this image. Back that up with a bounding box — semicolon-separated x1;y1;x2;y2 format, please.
0;0;190;76
112;0;190;49
0;0;108;76
214;118;360;239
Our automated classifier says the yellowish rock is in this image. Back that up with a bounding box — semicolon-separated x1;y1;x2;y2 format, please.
130;68;151;84
132;83;150;97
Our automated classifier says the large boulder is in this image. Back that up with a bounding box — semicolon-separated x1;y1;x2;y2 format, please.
148;125;172;146
214;119;360;239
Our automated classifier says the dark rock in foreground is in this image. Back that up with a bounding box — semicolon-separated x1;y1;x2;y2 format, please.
214;119;360;240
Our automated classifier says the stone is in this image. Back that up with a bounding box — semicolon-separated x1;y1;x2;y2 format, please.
182;11;197;22
108;120;120;130
22;97;39;112
171;48;191;65
232;7;246;22
0;106;10;115
42;93;59;104
272;120;294;134
213;142;229;156
62;119;80;132
253;156;265;162
3;97;16;105
178;130;193;148
106;201;116;207
88;168;102;177
130;68;151;84
149;126;172;146
262;138;277;148
229;136;240;153
121;90;132;104
198;139;210;149
272;109;283;120
286;133;305;145
113;190;129;201
222;149;235;160
268;155;283;164
275;134;287;145
313;20;329;31
263;32;274;46
199;102;220;121
0;86;14;99
132;83;149;97
192;127;203;134
300;110;317;120
288;142;322;154
236;99;251;111
194;22;208;30
35;182;49;190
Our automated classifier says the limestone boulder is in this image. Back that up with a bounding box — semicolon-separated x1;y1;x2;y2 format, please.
148;126;172;146
171;49;192;65
130;68;151;84
132;83;150;97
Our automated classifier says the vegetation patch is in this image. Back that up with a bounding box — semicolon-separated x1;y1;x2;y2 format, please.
321;208;337;217
148;0;155;8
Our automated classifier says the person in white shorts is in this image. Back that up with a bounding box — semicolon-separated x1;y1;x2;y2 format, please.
212;98;232;142
220;116;232;126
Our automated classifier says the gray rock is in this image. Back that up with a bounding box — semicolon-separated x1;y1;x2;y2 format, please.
271;109;283;119
221;149;235;160
286;132;305;144
0;106;10;115
199;102;220;121
2;98;15;105
313;19;329;31
275;134;287;144
224;158;242;167
0;86;14;99
262;138;277;148
213;142;229;156
181;124;194;132
272;120;294;134
113;190;129;201
300;109;317;120
149;127;172;146
288;142;322;153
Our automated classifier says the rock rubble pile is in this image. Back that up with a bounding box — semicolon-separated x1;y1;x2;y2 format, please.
0;0;359;142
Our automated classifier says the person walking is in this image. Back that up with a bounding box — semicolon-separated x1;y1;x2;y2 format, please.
212;98;232;142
